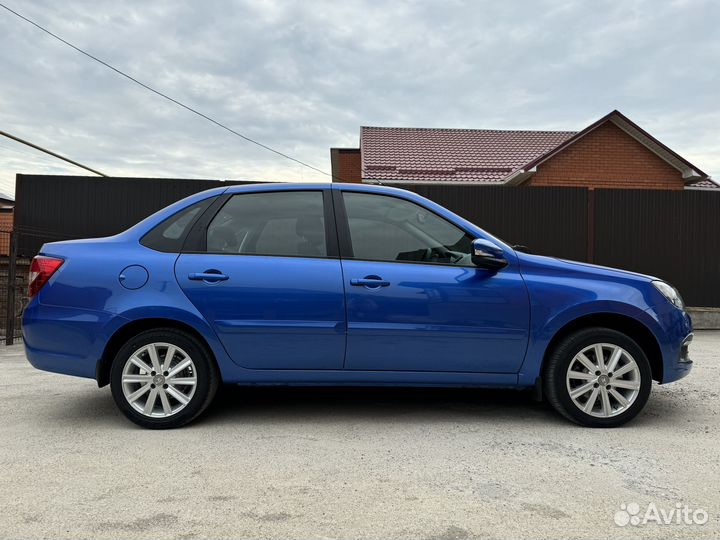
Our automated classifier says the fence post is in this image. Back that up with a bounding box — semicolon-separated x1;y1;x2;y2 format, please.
586;188;595;263
5;232;17;346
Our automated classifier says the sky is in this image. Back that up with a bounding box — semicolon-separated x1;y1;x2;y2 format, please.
0;0;718;197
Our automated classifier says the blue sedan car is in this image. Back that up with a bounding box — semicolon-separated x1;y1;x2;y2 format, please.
23;183;692;428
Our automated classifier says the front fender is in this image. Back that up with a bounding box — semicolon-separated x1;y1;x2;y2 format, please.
517;301;664;386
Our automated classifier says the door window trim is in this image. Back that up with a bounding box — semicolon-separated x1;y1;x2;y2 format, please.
183;189;340;259
332;189;478;268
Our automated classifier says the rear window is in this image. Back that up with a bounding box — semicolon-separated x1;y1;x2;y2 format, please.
140;197;215;252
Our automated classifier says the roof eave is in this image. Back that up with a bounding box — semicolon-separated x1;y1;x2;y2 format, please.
361;178;507;186
685;178;720;190
361;166;539;185
501;167;536;185
609;113;708;183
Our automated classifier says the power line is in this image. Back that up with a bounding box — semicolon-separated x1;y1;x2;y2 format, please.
0;129;107;176
0;2;337;181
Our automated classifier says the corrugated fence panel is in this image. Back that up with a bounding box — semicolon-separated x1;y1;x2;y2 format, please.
395;184;589;261
15;175;251;256
14;176;720;307
594;189;720;307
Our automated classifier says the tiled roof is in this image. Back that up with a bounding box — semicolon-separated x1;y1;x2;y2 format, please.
687;179;719;189
360;126;576;183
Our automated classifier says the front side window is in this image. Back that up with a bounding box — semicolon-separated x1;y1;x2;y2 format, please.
207;191;327;257
343;192;473;265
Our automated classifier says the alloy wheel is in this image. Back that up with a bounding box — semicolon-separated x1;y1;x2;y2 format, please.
121;342;197;418
565;343;641;418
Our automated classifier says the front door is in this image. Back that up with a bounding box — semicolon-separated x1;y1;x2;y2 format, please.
337;190;529;373
175;189;346;370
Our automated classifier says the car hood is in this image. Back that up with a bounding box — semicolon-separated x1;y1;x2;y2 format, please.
514;251;658;283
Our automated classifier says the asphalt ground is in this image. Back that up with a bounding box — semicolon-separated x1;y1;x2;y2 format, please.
1;332;718;539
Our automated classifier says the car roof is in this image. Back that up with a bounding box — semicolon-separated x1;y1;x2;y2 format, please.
223;181;417;198
223;182;330;193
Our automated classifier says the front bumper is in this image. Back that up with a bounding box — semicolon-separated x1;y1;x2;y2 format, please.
666;332;693;383
645;303;693;384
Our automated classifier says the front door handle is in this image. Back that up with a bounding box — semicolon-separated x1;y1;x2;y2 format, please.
188;271;229;282
350;276;390;288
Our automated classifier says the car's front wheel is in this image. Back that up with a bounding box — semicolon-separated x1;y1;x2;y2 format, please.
110;328;219;429
543;327;652;427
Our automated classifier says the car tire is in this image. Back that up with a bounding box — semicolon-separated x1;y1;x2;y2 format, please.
110;328;219;429
543;327;652;428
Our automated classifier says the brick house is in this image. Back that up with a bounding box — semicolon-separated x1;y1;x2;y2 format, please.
330;110;716;190
0;191;13;256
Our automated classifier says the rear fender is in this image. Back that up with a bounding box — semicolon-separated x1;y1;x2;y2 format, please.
97;306;236;385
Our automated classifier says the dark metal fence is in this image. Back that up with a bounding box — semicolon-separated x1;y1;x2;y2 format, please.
593;189;720;307
3;175;719;345
0;231;30;343
401;185;589;262
397;184;720;308
15;175;252;256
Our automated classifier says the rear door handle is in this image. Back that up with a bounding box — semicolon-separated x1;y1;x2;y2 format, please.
188;271;229;282
350;277;390;288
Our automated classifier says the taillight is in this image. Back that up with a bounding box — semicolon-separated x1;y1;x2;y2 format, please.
28;256;64;298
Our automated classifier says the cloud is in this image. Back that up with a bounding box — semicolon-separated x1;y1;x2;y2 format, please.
0;0;718;196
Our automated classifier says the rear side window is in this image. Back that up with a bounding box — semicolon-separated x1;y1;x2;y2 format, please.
141;197;214;252
206;191;327;257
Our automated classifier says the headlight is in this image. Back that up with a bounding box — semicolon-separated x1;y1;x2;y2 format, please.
652;281;685;310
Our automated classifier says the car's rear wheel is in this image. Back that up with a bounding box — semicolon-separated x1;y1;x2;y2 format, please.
543;327;652;427
110;328;219;429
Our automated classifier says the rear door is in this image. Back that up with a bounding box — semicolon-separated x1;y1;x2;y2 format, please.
175;188;346;370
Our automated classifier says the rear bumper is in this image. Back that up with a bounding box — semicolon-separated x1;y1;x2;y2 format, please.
22;300;119;380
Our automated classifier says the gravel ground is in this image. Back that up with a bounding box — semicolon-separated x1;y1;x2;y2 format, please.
1;332;718;539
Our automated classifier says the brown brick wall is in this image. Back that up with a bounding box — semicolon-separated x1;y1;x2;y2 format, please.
330;148;362;183
0;210;12;256
527;121;685;190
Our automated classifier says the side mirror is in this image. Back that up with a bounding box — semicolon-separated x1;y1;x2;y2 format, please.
471;238;508;270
